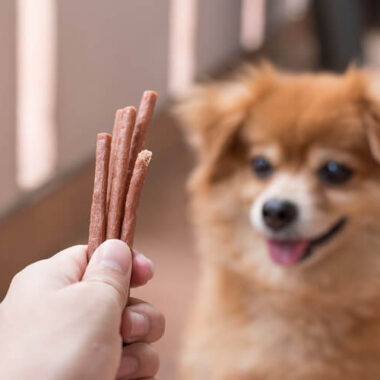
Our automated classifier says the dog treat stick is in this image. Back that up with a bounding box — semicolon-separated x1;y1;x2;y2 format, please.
106;108;123;211
88;133;112;259
106;107;136;239
121;150;152;246
126;91;157;190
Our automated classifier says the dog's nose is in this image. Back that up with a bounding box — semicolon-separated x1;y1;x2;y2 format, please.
262;199;298;230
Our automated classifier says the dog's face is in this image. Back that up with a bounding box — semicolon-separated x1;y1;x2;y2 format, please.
178;66;380;295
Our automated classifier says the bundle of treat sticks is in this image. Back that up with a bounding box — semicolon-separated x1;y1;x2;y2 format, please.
87;90;157;259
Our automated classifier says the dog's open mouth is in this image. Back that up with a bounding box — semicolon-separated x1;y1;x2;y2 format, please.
267;218;347;266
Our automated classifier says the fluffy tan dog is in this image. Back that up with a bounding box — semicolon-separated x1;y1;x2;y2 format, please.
176;64;380;380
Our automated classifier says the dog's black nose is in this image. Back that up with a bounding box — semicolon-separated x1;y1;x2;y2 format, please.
263;199;298;230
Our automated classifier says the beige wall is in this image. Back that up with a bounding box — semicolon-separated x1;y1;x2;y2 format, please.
0;0;18;214
56;0;170;174
0;0;245;216
196;0;242;77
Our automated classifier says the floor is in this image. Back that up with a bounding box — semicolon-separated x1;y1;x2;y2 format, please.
131;130;199;379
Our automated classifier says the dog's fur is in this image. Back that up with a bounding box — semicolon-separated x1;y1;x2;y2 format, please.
176;65;380;380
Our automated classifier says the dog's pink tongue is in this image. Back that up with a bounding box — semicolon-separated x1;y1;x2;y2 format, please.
267;240;309;266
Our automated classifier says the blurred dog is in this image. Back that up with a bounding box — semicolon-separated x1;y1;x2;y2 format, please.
176;64;380;380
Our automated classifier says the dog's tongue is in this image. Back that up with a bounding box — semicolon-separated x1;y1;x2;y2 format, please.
267;240;309;266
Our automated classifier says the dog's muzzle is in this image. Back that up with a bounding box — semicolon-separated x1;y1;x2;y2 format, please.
266;217;347;266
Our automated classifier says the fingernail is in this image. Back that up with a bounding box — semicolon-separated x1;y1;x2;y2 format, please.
97;240;131;274
119;355;138;377
127;311;150;342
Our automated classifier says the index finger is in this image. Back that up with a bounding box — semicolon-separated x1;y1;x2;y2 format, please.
130;250;154;288
10;245;88;293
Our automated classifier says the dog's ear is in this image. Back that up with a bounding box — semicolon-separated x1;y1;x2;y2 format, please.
174;64;277;185
364;108;380;163
343;67;380;163
176;81;250;156
363;70;380;163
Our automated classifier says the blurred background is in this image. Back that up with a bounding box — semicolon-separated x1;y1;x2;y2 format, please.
1;0;380;378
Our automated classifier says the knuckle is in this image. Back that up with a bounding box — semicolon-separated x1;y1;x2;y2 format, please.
148;308;165;341
126;301;165;342
137;343;159;375
85;274;128;308
144;304;166;341
155;311;166;339
149;345;160;375
10;260;46;288
77;281;124;316
124;343;160;375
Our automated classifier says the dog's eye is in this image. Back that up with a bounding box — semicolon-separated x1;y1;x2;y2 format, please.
318;161;353;185
251;156;273;178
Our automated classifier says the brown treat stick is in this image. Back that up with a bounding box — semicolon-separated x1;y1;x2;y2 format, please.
125;91;157;191
106;107;136;239
121;150;152;247
87;133;112;259
106;108;123;212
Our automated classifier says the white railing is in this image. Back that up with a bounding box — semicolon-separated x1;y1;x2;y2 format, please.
0;0;272;216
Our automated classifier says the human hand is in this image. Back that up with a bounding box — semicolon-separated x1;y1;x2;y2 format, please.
0;240;165;380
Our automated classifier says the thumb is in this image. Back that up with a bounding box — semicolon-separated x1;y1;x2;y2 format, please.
82;239;132;310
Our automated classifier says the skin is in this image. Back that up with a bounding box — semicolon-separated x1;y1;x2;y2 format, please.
0;239;165;380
